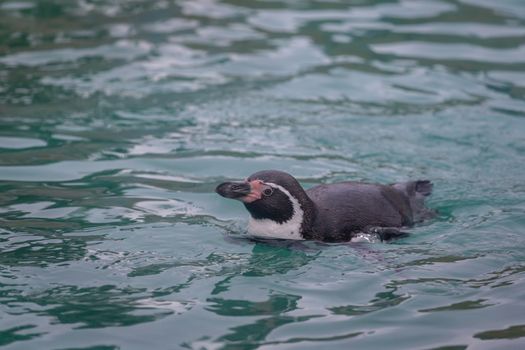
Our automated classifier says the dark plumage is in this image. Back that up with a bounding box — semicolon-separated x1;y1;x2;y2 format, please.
216;170;434;242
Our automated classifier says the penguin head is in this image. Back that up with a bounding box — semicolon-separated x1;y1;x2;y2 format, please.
215;170;308;224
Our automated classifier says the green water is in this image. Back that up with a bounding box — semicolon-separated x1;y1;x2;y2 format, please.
1;0;525;349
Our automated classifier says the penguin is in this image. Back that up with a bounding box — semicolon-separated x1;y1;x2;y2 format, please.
215;170;434;242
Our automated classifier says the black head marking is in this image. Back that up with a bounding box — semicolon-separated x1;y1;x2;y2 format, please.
244;185;294;224
217;170;318;238
244;170;317;233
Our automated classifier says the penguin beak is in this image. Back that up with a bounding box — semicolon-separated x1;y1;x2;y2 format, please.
215;181;252;199
215;180;263;203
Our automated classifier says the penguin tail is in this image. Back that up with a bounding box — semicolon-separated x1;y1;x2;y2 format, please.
392;180;435;223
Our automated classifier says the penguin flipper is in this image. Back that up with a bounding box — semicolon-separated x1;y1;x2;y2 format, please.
364;226;410;242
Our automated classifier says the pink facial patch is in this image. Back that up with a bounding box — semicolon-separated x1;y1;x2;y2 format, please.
240;180;264;203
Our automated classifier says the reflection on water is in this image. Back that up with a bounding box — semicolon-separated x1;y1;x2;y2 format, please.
1;0;525;349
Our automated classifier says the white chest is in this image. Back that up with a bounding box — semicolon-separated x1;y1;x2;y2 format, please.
247;217;304;240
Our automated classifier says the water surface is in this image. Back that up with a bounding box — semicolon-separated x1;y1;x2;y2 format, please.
1;0;525;349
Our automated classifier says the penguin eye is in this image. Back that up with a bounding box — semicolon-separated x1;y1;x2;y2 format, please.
262;187;274;196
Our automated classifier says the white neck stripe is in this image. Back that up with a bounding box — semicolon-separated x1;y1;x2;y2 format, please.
246;182;305;240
